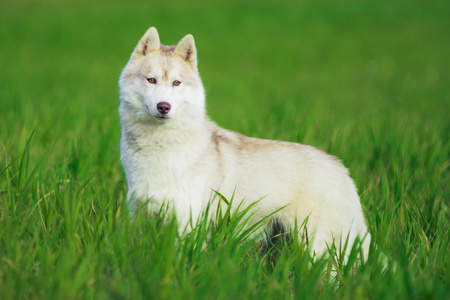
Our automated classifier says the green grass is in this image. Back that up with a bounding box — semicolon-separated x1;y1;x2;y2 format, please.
1;0;449;298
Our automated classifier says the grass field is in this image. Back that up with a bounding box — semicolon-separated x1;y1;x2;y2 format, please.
1;0;449;299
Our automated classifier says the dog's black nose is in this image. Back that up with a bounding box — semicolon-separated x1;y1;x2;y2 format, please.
157;102;171;115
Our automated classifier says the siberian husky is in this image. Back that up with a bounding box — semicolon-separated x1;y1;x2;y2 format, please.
119;27;371;258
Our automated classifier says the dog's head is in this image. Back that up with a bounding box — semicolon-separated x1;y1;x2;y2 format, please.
119;27;205;125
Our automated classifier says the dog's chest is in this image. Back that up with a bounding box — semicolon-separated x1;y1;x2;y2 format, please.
122;130;212;201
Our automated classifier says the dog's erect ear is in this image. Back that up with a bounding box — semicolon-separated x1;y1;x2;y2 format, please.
175;34;197;69
132;27;160;59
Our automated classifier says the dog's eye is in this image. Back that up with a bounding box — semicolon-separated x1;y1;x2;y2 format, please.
173;80;181;87
147;77;157;84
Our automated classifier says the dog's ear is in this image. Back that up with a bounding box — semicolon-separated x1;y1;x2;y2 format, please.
175;34;197;69
132;27;160;59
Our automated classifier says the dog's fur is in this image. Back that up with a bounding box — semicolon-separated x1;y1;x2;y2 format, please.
119;27;371;257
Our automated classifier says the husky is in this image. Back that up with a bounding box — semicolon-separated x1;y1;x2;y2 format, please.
119;27;371;258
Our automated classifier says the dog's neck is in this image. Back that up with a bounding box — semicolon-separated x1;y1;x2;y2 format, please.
120;112;213;190
121;112;211;154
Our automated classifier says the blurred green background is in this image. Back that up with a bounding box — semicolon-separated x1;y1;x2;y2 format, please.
0;0;449;298
2;0;448;157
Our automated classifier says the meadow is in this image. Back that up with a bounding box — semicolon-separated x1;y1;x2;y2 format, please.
0;0;449;299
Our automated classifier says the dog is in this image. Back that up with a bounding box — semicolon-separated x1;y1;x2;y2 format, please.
119;27;371;258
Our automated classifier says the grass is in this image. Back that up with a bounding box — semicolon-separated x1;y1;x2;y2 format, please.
0;0;449;298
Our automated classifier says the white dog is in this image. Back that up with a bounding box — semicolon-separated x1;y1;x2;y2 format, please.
119;27;371;258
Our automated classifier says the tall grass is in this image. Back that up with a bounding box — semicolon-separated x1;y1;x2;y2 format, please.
1;0;449;299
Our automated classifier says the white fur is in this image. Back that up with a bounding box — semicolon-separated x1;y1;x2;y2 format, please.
119;27;371;258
